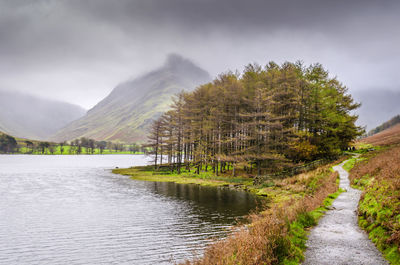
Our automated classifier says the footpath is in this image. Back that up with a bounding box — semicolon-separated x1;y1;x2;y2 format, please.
303;159;388;265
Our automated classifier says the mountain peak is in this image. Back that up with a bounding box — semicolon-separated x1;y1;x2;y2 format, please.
165;53;193;67
163;53;210;82
51;54;211;143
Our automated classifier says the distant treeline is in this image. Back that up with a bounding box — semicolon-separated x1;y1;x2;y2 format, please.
0;133;18;153
0;134;144;155
368;114;400;136
147;61;362;175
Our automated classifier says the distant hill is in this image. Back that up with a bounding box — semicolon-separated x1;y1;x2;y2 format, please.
367;114;400;136
362;123;400;146
352;89;400;131
0;90;86;140
51;54;211;143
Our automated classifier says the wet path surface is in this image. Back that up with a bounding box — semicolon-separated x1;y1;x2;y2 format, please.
303;159;388;265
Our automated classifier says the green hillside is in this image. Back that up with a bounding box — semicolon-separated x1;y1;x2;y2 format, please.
51;54;210;143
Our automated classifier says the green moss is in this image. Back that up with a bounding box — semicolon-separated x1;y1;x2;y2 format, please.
255;188;270;197
343;157;357;171
353;174;373;189
385;247;400;264
357;180;400;264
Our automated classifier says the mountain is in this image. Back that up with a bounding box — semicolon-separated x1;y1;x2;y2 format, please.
51;54;211;143
352;89;400;131
367;114;400;136
0;90;86;140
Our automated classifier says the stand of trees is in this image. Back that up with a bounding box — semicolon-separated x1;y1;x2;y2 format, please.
147;61;362;176
0;134;17;153
0;134;144;155
66;138;142;154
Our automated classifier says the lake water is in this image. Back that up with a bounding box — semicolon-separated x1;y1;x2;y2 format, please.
0;155;261;264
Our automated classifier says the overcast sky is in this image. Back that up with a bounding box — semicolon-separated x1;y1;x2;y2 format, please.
0;0;399;109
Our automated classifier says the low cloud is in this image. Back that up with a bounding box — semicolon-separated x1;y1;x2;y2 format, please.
0;0;399;109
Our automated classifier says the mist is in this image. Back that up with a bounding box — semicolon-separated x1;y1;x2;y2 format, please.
0;89;86;140
0;0;399;128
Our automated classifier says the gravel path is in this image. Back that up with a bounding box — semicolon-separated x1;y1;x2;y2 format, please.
302;159;388;265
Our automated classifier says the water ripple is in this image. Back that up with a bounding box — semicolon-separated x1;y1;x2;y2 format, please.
0;155;261;264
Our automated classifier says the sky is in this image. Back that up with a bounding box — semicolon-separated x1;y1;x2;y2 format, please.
0;0;399;109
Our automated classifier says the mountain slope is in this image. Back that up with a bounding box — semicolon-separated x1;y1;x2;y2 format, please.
0;90;86;140
52;54;211;143
367;114;400;136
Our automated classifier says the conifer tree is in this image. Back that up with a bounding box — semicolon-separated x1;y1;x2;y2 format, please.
146;61;362;175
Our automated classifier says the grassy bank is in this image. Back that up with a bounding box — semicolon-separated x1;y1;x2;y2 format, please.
114;158;346;264
114;165;250;187
113;160;340;198
349;146;400;264
181;162;342;265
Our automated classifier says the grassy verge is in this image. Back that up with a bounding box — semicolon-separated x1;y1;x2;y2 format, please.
283;187;344;265
343;157;357;172
350;146;400;264
342;155;367;173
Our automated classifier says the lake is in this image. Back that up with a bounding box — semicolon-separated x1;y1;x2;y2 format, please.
0;155;261;264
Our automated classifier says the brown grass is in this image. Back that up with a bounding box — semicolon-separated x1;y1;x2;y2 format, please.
350;146;400;255
349;146;400;186
362;124;400;146
183;164;340;265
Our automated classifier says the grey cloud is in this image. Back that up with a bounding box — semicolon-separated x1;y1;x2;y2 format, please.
0;0;399;109
68;0;397;36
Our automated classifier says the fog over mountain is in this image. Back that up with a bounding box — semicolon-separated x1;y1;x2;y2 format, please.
1;0;399;111
0;90;86;140
1;1;400;139
51;54;210;142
